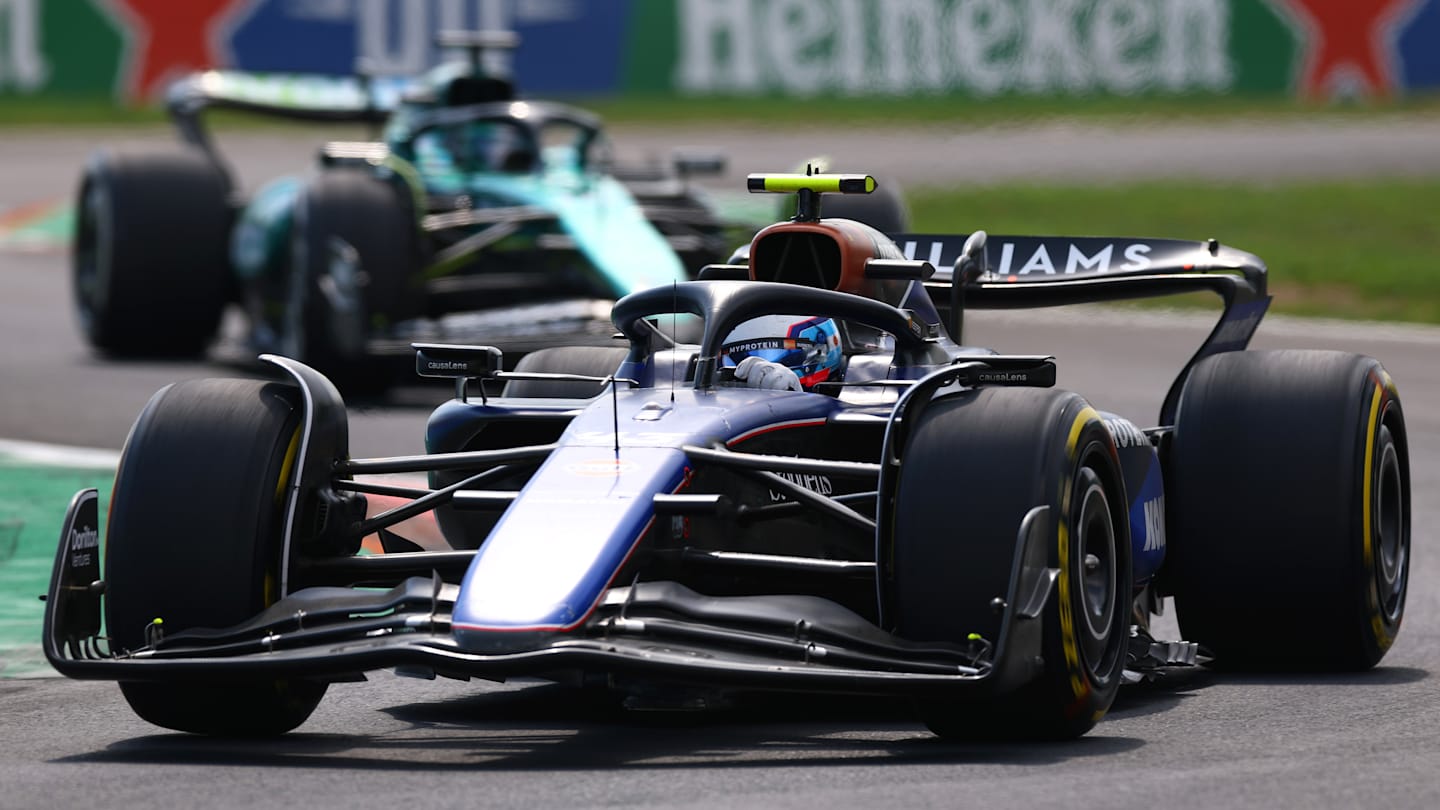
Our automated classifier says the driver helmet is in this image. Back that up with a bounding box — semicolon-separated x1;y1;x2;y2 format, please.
722;315;844;389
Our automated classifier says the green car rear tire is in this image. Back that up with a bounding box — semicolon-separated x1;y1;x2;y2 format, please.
72;150;231;356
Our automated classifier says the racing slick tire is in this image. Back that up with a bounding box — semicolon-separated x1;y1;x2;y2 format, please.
292;169;422;395
816;180;910;234
503;345;631;398
887;387;1130;740
104;378;327;735
72;150;232;356
1167;350;1409;671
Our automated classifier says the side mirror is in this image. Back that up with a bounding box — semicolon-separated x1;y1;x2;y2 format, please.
673;151;726;178
414;343;503;401
956;230;988;283
948;230;988;345
864;258;935;281
697;263;750;281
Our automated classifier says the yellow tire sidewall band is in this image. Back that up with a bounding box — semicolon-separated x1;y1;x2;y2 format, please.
1058;405;1100;704
1361;373;1397;651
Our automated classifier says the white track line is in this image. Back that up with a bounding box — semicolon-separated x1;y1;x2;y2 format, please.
0;439;120;469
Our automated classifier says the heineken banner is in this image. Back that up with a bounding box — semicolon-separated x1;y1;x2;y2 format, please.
1;0;1437;103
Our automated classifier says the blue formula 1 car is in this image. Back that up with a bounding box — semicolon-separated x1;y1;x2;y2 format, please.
69;31;764;393
45;173;1410;740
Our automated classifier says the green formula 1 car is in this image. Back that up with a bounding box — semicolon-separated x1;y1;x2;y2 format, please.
70;32;775;392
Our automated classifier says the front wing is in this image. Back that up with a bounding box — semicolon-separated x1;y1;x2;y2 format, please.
44;489;1056;698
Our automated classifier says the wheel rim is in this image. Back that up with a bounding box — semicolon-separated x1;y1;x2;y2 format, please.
1374;424;1406;621
73;181;111;327
1074;466;1118;668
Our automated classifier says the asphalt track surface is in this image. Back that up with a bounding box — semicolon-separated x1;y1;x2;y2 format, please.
1;122;1439;808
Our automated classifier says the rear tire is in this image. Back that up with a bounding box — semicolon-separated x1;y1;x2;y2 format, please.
818;180;909;233
1167;350;1409;671
888;387;1130;740
105;378;326;735
291;169;422;395
72;150;231;356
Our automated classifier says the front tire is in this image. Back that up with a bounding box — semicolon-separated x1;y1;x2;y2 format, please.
72;150;232;356
887;387;1130;740
1167;350;1409;671
291;169;422;395
105;378;326;735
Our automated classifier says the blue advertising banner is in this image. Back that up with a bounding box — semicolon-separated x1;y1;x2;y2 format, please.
229;0;630;94
1399;0;1440;90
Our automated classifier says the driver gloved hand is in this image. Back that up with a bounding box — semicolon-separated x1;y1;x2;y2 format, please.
734;356;802;391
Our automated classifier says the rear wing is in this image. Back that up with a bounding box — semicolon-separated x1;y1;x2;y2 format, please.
894;233;1271;426
166;70;408;124
895;233;1266;295
164;70;414;178
165;28;520;159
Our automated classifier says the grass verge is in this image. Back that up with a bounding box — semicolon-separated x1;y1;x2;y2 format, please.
907;180;1440;324
0;461;113;678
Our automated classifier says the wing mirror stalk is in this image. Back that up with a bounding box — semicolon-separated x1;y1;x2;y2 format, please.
950;230;988;343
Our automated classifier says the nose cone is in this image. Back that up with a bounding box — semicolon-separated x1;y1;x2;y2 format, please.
450;446;689;644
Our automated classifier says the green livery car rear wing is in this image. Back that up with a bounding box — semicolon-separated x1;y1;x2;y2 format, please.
165;70;410;169
167;70;406;125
